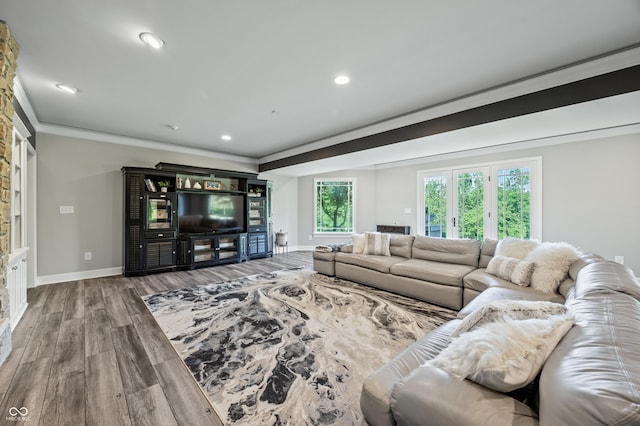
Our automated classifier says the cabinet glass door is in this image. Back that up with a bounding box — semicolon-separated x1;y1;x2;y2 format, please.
147;196;173;229
218;236;238;260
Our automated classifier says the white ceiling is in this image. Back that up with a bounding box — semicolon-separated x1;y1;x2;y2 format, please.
2;1;640;173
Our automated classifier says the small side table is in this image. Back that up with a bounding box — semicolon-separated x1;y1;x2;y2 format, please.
275;231;288;255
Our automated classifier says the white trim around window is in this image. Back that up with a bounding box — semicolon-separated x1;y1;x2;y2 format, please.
314;177;356;235
417;157;542;241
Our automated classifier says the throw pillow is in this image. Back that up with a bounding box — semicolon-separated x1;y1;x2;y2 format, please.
427;313;575;392
496;238;539;260
525;242;581;293
364;232;391;256
486;255;535;287
351;234;366;254
453;299;567;337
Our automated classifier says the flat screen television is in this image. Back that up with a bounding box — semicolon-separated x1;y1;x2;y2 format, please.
178;192;245;234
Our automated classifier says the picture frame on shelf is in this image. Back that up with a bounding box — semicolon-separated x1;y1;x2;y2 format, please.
204;180;222;191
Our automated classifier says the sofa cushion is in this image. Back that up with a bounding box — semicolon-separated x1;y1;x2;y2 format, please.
575;261;640;301
364;232;391;256
525;242;581;294
460;285;565;320
453;300;568;337
463;269;565;303
390;258;475;287
478;238;498;268
352;234;366;254
496;237;539;260
486;255;535;286
411;235;480;267
391;365;538;426
389;234;414;259
427;313;575;393
568;252;603;280
334;252;405;274
361;320;460;426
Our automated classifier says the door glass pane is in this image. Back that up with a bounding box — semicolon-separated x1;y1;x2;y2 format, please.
457;172;484;240
424;176;447;238
497;167;531;239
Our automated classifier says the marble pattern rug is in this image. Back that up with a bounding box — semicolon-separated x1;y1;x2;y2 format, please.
143;268;456;425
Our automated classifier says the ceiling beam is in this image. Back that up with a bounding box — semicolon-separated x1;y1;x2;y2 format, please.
259;64;640;172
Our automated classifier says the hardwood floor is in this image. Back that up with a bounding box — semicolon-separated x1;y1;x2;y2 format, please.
0;251;313;425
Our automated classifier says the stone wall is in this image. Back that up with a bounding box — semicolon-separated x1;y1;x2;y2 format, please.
0;21;19;320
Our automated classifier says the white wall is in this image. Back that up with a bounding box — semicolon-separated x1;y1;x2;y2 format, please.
36;133;257;283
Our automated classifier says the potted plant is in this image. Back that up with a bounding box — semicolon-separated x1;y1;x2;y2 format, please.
157;180;171;193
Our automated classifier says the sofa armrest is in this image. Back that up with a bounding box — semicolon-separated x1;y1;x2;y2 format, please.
391;366;539;426
360;321;459;426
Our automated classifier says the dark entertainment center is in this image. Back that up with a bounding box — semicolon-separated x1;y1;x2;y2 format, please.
122;163;272;276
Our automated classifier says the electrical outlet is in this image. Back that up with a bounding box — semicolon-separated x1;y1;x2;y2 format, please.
59;205;75;214
614;255;624;265
84;251;92;261
404;208;412;214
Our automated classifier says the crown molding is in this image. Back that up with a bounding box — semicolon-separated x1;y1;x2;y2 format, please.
37;123;259;166
14;77;257;165
13;77;40;129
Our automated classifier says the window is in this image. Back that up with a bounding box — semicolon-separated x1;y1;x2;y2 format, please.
314;178;355;234
418;158;541;241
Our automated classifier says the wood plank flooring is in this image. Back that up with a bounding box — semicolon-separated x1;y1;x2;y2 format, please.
0;251;312;425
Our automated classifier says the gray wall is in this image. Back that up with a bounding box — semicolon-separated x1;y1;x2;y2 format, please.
297;169;377;247
369;135;640;273
37;133;257;279
36;131;640;282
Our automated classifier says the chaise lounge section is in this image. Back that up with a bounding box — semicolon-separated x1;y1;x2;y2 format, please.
314;233;638;425
361;260;640;425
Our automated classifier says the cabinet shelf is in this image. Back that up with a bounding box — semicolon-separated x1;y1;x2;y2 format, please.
179;233;246;269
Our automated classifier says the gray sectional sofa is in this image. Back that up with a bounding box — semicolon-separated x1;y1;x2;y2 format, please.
313;235;640;425
313;235;570;310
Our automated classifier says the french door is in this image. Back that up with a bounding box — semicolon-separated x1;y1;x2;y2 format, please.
418;158;541;241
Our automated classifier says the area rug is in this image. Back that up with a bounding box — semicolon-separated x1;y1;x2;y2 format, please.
143;268;456;425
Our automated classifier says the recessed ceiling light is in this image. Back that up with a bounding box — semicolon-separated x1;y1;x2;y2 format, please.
56;84;79;94
165;124;179;131
139;32;164;49
221;134;232;141
334;75;350;85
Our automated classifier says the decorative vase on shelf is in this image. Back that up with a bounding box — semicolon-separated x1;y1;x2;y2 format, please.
184;178;191;189
160;187;168;193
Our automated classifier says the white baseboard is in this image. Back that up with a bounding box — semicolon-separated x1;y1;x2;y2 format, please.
36;267;123;286
34;250;318;286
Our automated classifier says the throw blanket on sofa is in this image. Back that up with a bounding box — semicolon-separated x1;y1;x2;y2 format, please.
315;244;345;253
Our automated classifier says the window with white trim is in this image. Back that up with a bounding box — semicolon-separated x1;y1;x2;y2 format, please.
418;158;541;241
314;178;356;234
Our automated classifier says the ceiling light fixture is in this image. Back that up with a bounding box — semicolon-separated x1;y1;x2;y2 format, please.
165;124;179;130
56;84;79;94
139;32;164;49
334;75;350;85
221;134;232;141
